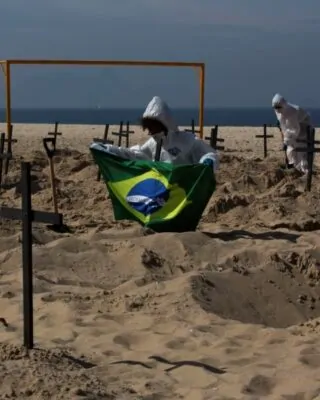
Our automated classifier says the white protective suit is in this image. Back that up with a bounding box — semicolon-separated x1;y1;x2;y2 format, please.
90;96;219;171
272;93;312;173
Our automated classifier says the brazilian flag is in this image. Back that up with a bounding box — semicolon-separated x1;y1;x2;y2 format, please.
90;147;216;233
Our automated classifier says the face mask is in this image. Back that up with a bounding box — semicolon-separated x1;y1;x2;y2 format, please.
151;132;165;143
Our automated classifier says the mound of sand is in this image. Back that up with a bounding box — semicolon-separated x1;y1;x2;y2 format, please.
0;344;110;399
1;125;320;399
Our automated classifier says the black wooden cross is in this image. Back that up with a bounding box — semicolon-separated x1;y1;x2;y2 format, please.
112;121;134;148
0;161;63;349
185;119;200;135
93;129;114;182
123;121;134;148
255;124;274;158
296;126;320;191
48;121;62;150
205;125;224;150
4;124;17;175
102;124;110;141
0;133;6;188
0;133;12;189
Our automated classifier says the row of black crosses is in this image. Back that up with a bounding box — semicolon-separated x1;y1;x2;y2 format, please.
1;119;319;190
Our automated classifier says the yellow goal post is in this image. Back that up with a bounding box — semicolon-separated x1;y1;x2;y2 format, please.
0;59;206;146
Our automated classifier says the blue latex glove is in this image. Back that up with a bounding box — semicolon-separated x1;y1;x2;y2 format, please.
202;158;214;168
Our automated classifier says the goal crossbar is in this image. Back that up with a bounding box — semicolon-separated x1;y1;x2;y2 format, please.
0;59;206;142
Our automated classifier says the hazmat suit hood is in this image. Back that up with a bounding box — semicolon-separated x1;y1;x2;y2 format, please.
272;93;287;109
142;96;179;132
272;93;290;120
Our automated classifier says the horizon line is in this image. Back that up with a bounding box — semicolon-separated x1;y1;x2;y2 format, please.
0;106;319;110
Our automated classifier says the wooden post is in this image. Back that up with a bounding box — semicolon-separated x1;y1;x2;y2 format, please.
255;124;274;158
124;121;134;148
4;124;17;175
0;133;6;189
296;126;320;191
112;121;134;147
155;139;163;161
0;133;12;190
185;119;200;135
103;124;110;141
43;138;59;214
276;123;289;168
205;125;224;150
48;121;62;150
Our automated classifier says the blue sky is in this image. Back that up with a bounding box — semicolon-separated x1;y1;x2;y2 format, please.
0;0;319;108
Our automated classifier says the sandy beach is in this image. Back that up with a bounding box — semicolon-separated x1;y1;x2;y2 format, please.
0;123;320;399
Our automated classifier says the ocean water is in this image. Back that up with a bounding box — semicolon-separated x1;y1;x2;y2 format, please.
0;107;320;127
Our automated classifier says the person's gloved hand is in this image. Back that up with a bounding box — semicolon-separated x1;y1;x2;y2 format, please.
202;158;214;168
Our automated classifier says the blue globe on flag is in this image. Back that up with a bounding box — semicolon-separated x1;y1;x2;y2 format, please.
126;178;170;216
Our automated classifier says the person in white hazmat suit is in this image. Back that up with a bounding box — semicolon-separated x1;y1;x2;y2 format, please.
90;96;219;171
272;93;313;174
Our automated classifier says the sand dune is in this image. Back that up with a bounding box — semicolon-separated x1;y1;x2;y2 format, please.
0;124;320;399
